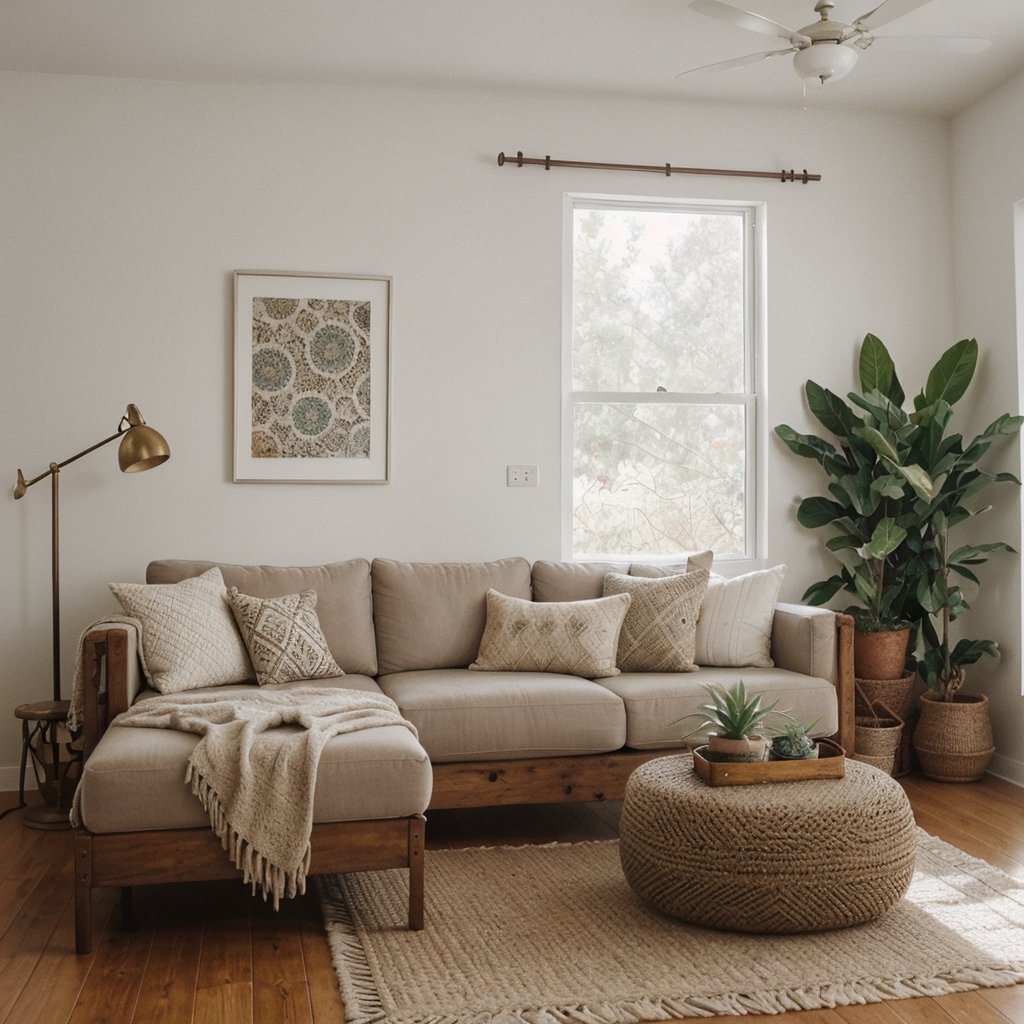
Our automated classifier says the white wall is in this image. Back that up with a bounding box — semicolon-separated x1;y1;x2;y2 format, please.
951;69;1024;785
0;71;956;782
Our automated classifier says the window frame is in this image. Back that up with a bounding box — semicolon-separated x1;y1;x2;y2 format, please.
561;192;767;569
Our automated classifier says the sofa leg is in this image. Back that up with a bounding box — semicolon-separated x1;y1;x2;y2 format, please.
408;815;425;930
74;832;93;955
121;887;135;931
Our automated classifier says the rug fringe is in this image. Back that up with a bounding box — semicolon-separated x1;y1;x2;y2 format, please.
187;764;310;911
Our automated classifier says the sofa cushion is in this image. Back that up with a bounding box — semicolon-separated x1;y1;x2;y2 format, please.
76;677;432;833
532;553;713;603
602;569;709;673
531;561;629;602
110;567;254;694
595;666;838;750
147;559;377;676
470;589;630;678
378;669;627;762
696;566;786;668
372;557;532;674
227;588;343;686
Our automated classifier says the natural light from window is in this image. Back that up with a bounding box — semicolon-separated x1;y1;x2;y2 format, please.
566;198;760;562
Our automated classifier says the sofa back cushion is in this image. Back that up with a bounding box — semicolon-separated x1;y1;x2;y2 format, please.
146;559;377;676
532;551;713;603
531;561;628;602
372;557;532;673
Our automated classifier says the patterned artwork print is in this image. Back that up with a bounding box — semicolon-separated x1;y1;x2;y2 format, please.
251;297;371;459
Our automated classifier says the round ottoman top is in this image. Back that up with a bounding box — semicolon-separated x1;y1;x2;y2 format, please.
628;754;907;824
620;755;917;933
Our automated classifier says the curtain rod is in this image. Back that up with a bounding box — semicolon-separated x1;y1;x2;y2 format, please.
497;151;821;184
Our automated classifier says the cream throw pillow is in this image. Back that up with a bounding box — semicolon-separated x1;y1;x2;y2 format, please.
227;588;344;686
109;567;253;693
696;565;786;668
470;589;631;678
603;568;709;672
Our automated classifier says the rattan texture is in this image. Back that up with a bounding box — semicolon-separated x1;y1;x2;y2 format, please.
619;756;916;933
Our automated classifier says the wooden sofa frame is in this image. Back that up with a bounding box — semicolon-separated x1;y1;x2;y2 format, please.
74;613;854;953
74;632;424;954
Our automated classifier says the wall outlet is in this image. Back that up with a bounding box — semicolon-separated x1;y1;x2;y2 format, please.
507;464;539;487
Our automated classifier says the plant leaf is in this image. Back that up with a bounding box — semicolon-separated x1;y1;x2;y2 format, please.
802;576;846;605
797;496;847;529
866;518;908;560
805;381;858;438
924;338;977;407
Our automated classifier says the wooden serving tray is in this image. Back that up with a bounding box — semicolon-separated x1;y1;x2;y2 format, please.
692;739;846;786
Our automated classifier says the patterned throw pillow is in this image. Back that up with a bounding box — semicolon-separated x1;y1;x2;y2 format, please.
227;588;344;686
110;567;253;694
603;568;710;672
469;589;631;678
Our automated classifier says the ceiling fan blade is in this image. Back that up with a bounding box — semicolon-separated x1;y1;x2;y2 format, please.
689;0;810;46
676;46;799;78
850;0;932;33
867;34;991;54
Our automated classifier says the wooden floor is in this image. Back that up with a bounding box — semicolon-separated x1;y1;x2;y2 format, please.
0;773;1022;1024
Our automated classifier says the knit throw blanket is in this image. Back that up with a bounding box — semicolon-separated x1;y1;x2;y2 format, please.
76;687;417;908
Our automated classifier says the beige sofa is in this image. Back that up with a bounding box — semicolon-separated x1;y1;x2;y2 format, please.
73;556;854;952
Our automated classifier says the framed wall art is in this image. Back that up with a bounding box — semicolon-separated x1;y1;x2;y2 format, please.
233;271;391;483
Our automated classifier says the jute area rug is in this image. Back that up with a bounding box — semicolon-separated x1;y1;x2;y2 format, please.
318;830;1024;1023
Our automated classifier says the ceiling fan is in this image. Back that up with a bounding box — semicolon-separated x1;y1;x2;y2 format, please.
680;0;990;85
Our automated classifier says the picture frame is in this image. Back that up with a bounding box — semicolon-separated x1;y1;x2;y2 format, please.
233;271;391;483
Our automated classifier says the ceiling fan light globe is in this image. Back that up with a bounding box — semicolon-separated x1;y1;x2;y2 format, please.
792;41;858;82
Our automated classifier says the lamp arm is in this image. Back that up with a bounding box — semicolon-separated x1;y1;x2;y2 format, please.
14;422;129;499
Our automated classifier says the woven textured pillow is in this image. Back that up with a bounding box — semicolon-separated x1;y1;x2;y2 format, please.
227;588;344;686
696;565;786;668
470;589;631;678
109;567;253;694
603;568;709;672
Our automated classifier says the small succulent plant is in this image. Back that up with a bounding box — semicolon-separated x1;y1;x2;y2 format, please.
770;718;822;760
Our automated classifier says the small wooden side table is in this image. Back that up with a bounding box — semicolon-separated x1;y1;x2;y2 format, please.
3;701;82;829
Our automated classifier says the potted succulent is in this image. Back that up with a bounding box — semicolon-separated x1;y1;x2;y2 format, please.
780;333;1021;781
770;717;822;761
671;680;795;763
775;334;917;683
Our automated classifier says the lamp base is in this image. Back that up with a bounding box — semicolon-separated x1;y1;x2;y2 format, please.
23;802;73;830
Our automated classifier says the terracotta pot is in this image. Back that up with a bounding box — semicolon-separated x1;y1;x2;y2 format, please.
913;691;994;782
707;735;767;763
853;627;911;681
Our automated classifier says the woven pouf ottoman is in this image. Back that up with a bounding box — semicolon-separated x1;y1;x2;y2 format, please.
620;756;916;933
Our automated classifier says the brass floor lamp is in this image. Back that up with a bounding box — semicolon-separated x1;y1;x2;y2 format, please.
8;404;170;828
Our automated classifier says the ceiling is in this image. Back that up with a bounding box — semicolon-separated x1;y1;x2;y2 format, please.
3;0;1024;117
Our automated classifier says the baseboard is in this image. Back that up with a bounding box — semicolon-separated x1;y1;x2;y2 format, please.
988;752;1024;787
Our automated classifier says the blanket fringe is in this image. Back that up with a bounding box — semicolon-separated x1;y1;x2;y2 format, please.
186;764;310;910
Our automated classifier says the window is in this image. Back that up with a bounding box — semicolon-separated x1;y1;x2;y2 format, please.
564;196;762;563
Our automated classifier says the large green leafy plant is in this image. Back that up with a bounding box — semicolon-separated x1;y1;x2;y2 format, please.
776;334;1022;700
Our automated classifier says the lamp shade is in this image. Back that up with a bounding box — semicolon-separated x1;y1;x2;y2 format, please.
117;403;170;473
793;42;858;83
118;424;171;473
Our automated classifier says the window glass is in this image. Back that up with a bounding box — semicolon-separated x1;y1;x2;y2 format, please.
567;199;758;562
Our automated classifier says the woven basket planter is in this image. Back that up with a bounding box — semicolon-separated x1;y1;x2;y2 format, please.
854;672;916;721
853;627;911;681
913;691;994;783
851;688;901;774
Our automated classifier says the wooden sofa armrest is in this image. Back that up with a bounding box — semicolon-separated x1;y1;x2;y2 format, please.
79;626;138;761
771;604;855;755
835;612;855;756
